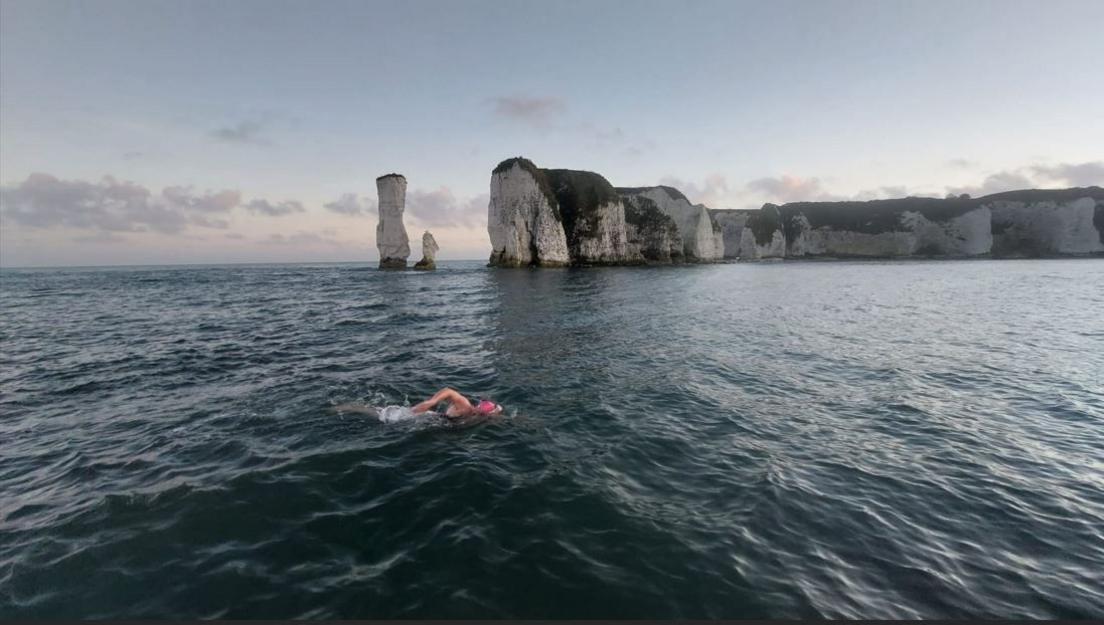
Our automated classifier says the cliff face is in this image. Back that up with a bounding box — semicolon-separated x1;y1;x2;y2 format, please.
726;187;1103;260
487;159;570;267
546;169;637;264
622;194;683;262
488;158;696;266
618;186;723;261
738;204;786;259
487;157;1100;266
781;199;992;258
376;174;410;269
710;209;753;259
988;191;1104;256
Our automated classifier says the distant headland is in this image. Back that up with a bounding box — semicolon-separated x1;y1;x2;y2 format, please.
484;157;1104;266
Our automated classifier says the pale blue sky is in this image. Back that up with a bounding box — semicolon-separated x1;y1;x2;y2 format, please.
2;0;1102;266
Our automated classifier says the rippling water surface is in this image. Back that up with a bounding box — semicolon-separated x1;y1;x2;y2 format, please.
2;259;1103;618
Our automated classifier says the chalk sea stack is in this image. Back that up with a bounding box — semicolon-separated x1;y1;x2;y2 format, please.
376;173;410;269
414;231;439;270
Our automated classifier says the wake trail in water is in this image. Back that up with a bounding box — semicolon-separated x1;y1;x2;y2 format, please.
333;402;442;425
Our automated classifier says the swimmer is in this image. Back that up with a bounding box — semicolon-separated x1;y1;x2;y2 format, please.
412;387;503;420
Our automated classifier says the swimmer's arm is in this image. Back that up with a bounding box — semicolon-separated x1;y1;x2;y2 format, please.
412;387;471;414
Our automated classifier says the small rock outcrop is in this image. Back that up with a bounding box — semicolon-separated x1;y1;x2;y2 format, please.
413;231;439;270
376;173;410;269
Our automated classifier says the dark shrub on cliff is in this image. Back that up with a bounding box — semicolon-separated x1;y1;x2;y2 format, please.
747;204;783;246
544;169;620;247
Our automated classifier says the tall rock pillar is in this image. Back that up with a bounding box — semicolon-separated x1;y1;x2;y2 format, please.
376;173;410;269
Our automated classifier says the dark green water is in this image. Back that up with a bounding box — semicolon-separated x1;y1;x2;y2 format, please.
1;259;1102;618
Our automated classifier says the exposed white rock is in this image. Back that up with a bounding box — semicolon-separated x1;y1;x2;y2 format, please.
738;228;786;259
568;199;638;264
710;210;751;259
414;231;439;270
421;231;439;261
990;197;1104;255
785;207;992;257
904;207;992;256
712;228;726;260
628;188;723;261
376;174;410;269
487;162;570;266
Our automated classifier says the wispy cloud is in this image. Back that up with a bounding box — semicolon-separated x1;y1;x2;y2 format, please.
211;119;271;146
71;232;128;244
323;193;376;216
658;173;738;207
583;123;656;158
944;161;1102;197
1030;161;1104;187
0;173;305;238
745;175;841;204
261;230;351;247
946;158;977;170
245;198;305;216
406;187;486;228
490;95;566;128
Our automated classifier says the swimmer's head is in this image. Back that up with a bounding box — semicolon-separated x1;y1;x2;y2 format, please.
476;399;503;416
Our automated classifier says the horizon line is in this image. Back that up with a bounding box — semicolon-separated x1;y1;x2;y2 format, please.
0;258;489;270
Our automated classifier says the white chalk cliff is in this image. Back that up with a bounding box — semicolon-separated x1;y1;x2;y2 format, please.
485;157;1101;265
376;174;410;269
620;187;723;261
487;160;570;267
990;196;1104;256
714;187;1103;260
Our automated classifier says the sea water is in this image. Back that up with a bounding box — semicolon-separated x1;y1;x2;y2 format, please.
1;259;1102;618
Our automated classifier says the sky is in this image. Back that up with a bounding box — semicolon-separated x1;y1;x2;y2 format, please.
1;0;1102;267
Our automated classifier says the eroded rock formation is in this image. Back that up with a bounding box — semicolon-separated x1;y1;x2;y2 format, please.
618;186;724;261
414;231;439;270
376;173;410;269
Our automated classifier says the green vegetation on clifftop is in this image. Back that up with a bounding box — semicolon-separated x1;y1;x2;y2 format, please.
545;168;620;245
492;157;561;220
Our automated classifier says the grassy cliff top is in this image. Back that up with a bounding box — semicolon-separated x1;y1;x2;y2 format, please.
981;186;1104;203
545;168;620;242
615;185;689;202
775;187;1104;235
492;157;560;218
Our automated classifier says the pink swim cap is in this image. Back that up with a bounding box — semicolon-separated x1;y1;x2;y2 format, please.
476;400;498;414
